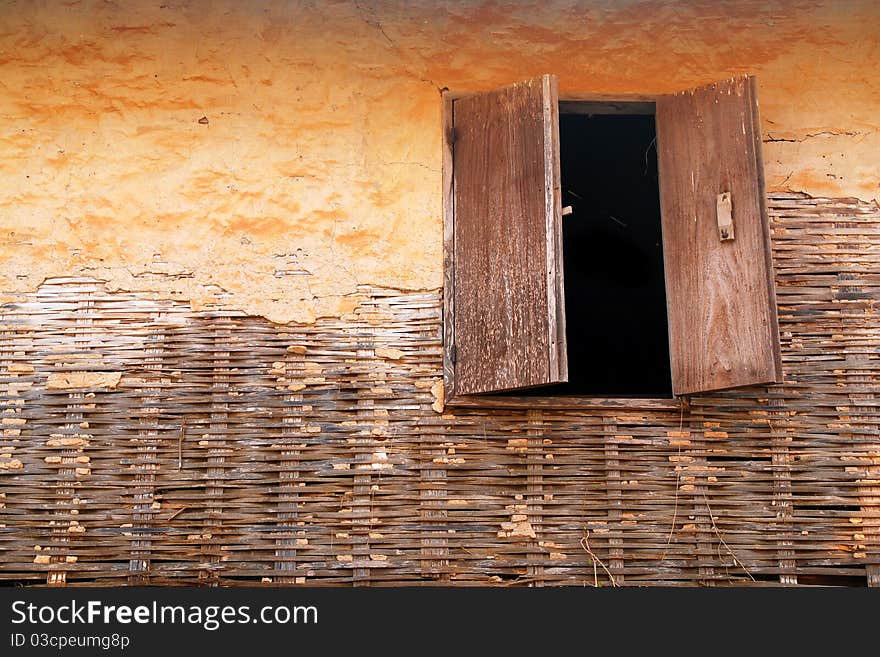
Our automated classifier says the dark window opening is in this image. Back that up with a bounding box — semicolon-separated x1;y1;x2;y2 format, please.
505;104;672;397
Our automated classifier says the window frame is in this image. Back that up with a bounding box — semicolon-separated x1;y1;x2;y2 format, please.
442;89;685;411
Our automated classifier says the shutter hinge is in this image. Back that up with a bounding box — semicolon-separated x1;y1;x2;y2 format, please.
450;344;457;364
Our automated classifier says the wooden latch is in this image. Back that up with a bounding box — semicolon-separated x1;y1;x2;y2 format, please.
716;192;734;241
562;205;573;217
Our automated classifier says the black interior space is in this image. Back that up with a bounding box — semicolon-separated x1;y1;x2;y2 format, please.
514;106;672;397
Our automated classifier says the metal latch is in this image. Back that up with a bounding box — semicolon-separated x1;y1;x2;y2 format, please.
717;192;734;241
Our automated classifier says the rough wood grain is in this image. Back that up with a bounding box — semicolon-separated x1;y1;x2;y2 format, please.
542;75;568;385
656;75;782;395
442;92;456;400
452;75;566;395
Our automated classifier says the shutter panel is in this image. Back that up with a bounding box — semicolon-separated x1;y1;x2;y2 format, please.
451;75;567;395
656;75;782;395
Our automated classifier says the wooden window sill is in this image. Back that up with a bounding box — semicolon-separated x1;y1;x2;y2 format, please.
445;395;684;411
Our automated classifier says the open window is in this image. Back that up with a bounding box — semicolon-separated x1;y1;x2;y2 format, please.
443;74;782;406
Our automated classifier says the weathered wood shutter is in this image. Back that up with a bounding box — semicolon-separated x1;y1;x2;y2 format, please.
656;75;782;395
450;75;567;395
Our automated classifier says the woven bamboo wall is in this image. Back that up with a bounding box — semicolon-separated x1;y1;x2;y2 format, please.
1;192;878;586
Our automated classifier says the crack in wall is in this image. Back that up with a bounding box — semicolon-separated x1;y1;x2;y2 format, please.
765;129;866;143
351;0;444;94
387;161;441;174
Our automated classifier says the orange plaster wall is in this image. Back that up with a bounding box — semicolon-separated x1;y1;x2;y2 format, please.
0;0;877;321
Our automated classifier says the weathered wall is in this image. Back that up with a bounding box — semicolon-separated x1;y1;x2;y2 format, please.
1;1;879;586
1;194;879;586
1;0;878;321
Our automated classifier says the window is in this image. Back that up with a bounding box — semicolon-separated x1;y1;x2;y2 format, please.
442;74;782;407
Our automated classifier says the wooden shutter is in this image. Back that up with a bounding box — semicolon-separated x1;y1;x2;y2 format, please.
449;75;567;395
656;75;782;395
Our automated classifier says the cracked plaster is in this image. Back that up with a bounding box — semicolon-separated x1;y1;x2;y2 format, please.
0;0;877;322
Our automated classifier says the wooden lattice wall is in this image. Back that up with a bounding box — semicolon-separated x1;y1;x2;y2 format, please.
1;193;878;586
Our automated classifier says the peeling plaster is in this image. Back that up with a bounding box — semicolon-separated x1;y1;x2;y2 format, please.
0;0;878;322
